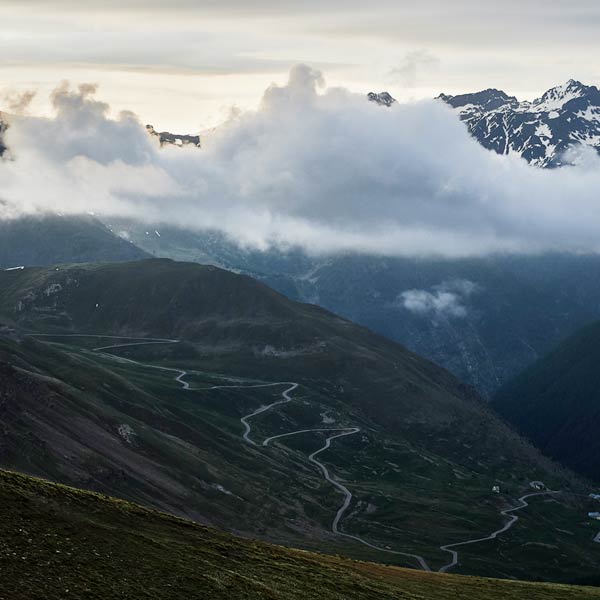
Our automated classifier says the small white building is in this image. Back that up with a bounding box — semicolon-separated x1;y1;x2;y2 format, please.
492;485;501;494
588;512;600;521
589;493;600;501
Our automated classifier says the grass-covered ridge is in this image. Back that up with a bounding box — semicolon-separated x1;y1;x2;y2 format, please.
1;468;598;600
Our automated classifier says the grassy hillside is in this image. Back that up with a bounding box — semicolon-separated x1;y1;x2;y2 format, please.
0;215;149;269
493;321;600;481
0;258;488;425
109;219;600;398
1;468;598;600
0;259;598;582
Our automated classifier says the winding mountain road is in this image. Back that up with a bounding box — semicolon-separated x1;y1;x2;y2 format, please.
438;489;561;572
240;383;298;445
264;427;432;571
29;333;567;574
78;336;432;569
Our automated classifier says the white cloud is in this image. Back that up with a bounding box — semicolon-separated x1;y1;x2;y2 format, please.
1;89;36;115
399;280;480;318
3;65;600;257
390;50;440;87
400;290;467;318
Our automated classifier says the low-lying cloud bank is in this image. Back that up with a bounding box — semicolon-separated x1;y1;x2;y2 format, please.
2;65;600;257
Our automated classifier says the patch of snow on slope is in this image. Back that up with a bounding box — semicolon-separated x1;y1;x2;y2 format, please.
535;123;552;138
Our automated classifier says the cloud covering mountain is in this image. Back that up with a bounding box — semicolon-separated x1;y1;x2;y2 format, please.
2;64;600;257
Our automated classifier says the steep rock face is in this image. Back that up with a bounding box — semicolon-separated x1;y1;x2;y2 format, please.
439;79;600;167
367;91;397;107
146;124;201;147
0;113;7;156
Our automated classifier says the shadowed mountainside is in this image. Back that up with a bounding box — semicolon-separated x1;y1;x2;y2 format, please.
493;321;600;482
0;215;149;270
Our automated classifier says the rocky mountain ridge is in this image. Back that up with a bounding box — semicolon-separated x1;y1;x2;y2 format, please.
439;79;600;166
368;79;600;167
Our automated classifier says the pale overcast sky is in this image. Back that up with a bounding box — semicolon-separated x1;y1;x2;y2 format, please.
1;0;599;130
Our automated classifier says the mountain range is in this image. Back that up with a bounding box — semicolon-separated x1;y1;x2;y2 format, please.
369;79;600;167
109;220;600;399
0;215;539;398
2;80;600;592
438;79;600;167
4;213;599;401
0;259;597;582
6;77;600;402
4;79;599;167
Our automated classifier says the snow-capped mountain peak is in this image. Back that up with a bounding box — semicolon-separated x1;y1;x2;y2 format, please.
438;88;518;112
537;79;585;104
531;79;593;113
439;79;600;167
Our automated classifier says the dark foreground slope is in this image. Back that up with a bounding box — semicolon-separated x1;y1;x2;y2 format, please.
1;469;598;600
0;215;148;269
493;321;600;482
0;259;598;582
